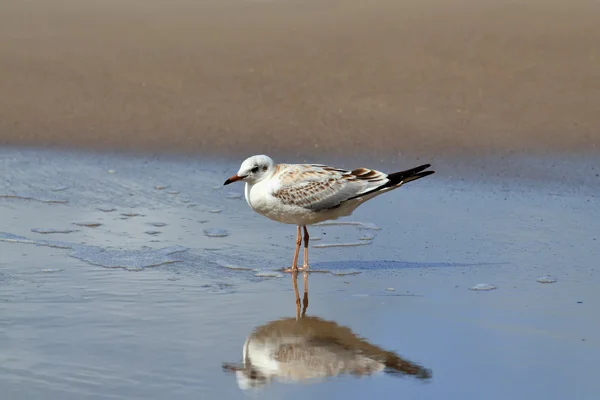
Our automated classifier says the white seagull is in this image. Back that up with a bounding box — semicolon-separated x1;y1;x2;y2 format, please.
223;155;434;271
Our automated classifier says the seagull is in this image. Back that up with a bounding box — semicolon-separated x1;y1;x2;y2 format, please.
224;155;434;271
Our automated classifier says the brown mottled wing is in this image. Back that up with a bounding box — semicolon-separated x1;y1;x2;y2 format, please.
272;164;389;211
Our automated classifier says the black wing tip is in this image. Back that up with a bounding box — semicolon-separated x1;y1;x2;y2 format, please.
410;163;433;174
386;163;435;186
343;163;434;202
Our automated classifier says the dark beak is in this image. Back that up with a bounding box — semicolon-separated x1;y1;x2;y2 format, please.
223;174;244;185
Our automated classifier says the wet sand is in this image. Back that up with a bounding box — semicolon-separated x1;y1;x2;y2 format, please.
1;0;599;158
1;148;599;399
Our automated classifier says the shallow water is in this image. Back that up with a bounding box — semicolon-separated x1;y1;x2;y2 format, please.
1;148;599;399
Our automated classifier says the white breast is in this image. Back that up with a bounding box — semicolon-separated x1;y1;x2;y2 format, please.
244;179;361;225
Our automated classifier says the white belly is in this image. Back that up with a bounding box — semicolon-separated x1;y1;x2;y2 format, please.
245;182;358;225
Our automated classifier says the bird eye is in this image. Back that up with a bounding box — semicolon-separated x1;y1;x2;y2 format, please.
251;166;259;173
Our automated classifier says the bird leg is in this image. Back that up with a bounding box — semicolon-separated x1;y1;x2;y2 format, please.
284;226;302;272
300;225;310;270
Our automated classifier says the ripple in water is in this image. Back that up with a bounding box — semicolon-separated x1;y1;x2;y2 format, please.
0;193;68;204
148;222;168;227
315;221;381;230
0;232;188;271
154;185;170;190
312;241;373;248
537;276;557;284
31;228;78;234
330;270;362;276
209;209;222;214
225;192;243;199
203;228;229;238
70;246;187;270
145;230;161;236
220;264;254;271
469;283;497;291
254;270;283;278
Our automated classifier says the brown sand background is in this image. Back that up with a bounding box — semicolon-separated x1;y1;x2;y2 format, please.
0;0;599;159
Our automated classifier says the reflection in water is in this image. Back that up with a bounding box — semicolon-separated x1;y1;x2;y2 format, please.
223;272;432;389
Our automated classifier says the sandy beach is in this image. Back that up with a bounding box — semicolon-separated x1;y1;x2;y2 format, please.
1;1;600;399
1;0;599;158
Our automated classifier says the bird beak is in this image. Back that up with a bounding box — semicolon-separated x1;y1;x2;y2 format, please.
223;174;244;185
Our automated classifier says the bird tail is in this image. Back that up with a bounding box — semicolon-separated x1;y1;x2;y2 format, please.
385;164;435;187
345;163;434;202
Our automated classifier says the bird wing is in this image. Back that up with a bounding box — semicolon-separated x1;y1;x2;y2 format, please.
271;164;389;211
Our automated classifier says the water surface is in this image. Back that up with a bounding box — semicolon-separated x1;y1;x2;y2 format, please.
1;148;599;399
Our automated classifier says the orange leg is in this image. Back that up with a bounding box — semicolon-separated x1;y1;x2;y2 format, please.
284;226;302;272
300;225;310;270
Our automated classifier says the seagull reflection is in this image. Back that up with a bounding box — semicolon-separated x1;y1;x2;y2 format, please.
223;272;432;389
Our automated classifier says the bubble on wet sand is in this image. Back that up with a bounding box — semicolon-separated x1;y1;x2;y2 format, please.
148;222;167;227
73;222;102;228
203;228;229;238
0;193;68;204
312;241;373;248
537;276;557;284
469;283;497;291
121;212;145;217
41;268;64;273
32;228;78;234
0;232;188;270
97;206;117;212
